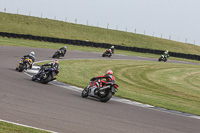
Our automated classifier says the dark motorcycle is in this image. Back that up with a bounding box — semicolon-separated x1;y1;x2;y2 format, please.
52;50;65;58
16;57;33;72
32;66;59;84
81;79;119;102
158;54;167;62
102;49;112;57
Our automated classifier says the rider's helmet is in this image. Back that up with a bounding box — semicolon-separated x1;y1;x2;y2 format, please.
29;51;35;57
111;46;114;49
54;60;58;63
107;70;113;75
64;46;67;49
166;50;168;52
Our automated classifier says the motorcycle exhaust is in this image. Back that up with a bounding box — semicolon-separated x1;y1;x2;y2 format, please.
99;85;110;91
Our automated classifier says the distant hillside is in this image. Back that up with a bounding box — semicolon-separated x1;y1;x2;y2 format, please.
0;12;200;55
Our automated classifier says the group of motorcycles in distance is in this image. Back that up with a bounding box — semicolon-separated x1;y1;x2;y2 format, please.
15;46;168;102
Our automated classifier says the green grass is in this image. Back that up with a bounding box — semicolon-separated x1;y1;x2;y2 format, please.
37;60;200;116
1;37;200;64
0;121;50;133
1;12;200;55
1;11;200;131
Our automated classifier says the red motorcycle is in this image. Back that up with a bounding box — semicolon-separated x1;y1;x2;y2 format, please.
102;49;113;57
81;79;119;102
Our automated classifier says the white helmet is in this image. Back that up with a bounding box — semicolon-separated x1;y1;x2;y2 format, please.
64;46;67;49
111;46;114;49
107;70;113;75
29;51;35;57
166;50;168;52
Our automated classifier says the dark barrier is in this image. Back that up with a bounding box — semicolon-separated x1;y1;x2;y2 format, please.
0;31;200;61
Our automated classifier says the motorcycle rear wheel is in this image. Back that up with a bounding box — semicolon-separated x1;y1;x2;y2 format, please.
99;90;112;102
41;75;52;84
32;75;37;81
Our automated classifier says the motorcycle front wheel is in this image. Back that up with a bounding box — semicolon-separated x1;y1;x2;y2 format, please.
18;64;25;72
52;52;60;58
81;87;89;98
102;52;106;57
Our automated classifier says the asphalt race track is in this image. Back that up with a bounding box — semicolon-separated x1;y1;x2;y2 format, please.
0;46;200;133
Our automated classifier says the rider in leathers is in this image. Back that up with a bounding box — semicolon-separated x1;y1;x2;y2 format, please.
37;60;59;80
110;46;114;54
107;46;114;57
163;50;170;61
16;51;35;70
89;70;115;93
59;46;67;57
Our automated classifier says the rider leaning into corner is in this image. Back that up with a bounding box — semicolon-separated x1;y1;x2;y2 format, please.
110;46;115;54
89;70;115;92
106;46;115;57
163;50;170;60
37;60;59;80
59;46;67;56
16;51;35;70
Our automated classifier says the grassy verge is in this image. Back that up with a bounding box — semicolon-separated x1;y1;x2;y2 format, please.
0;121;50;133
1;12;200;55
1;37;200;64
37;60;200;116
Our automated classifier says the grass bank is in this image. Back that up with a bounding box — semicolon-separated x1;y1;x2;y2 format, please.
0;121;50;133
1;12;200;55
37;60;200;116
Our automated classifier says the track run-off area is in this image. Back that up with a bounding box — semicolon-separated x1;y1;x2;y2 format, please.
0;46;200;133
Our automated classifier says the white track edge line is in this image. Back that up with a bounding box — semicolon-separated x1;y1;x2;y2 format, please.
0;119;57;133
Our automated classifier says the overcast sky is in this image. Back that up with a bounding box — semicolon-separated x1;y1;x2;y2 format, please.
0;0;200;45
